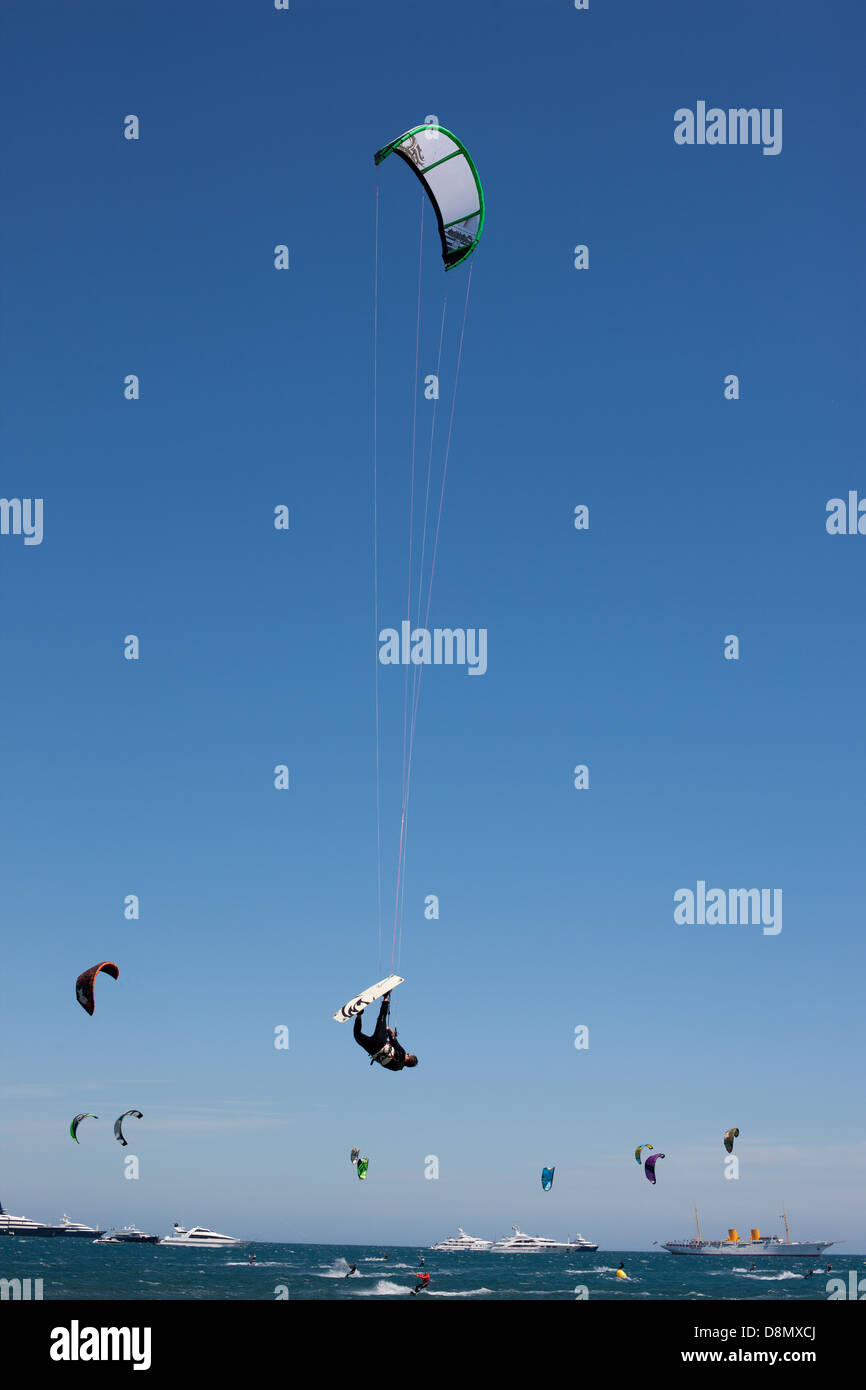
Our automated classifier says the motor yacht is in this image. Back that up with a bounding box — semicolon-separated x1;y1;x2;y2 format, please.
159;1223;245;1247
0;1203;55;1238
58;1215;105;1238
491;1225;597;1252
430;1228;492;1251
97;1225;160;1244
568;1233;599;1250
0;1202;104;1238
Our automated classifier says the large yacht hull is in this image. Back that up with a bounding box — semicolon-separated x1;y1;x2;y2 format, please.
2;1225;63;1238
2;1225;105;1238
664;1241;832;1258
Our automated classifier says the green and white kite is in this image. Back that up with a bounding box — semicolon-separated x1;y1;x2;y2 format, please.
374;124;484;270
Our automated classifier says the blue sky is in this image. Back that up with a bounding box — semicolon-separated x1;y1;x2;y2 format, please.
1;0;864;1250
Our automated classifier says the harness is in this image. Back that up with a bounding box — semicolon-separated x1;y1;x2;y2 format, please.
368;996;397;1067
370;1042;396;1068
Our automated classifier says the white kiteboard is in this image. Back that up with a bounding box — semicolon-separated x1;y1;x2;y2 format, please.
333;974;404;1022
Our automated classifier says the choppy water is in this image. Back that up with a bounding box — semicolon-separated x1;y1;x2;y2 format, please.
1;1240;861;1300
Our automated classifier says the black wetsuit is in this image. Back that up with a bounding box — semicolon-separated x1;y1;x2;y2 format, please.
353;998;407;1071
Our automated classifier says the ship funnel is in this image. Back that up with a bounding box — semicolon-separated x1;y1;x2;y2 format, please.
727;1228;739;1243
750;1229;760;1241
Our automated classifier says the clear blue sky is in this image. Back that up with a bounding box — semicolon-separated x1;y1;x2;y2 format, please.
1;0;863;1250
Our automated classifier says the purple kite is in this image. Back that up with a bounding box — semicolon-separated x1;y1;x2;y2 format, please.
644;1152;665;1184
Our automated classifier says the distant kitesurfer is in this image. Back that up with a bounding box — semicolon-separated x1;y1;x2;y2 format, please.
749;1264;757;1272
248;1253;257;1264
353;994;418;1071
413;1272;431;1294
802;1268;813;1279
345;1262;357;1278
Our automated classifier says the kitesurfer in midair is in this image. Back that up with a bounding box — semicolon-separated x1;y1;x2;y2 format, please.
353;994;418;1071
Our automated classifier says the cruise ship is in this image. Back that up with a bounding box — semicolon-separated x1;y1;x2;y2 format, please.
159;1224;245;1248
430;1228;492;1251
491;1226;598;1253
663;1207;835;1260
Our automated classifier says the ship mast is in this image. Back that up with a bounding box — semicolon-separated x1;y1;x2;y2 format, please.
780;1205;791;1242
694;1204;703;1240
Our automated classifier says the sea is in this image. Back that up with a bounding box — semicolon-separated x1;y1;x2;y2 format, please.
2;1239;862;1301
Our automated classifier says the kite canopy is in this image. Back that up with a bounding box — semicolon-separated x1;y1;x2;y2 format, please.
724;1127;740;1154
541;1166;555;1192
644;1152;665;1184
70;1113;98;1143
635;1143;653;1164
357;1158;369;1181
76;961;119;1015
114;1110;143;1146
374;125;484;270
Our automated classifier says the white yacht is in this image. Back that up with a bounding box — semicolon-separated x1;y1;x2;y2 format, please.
0;1203;104;1239
160;1223;245;1248
0;1204;51;1237
491;1225;597;1253
430;1228;493;1252
97;1225;160;1245
567;1233;599;1251
58;1215;104;1238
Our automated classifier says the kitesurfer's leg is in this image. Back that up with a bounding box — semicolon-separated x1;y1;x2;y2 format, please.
353;998;390;1055
353;1012;377;1056
368;998;390;1050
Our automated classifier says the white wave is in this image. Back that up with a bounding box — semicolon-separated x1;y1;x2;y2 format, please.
428;1288;492;1297
354;1260;412;1271
224;1260;284;1267
713;1265;809;1281
353;1280;414;1297
316;1258;361;1279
